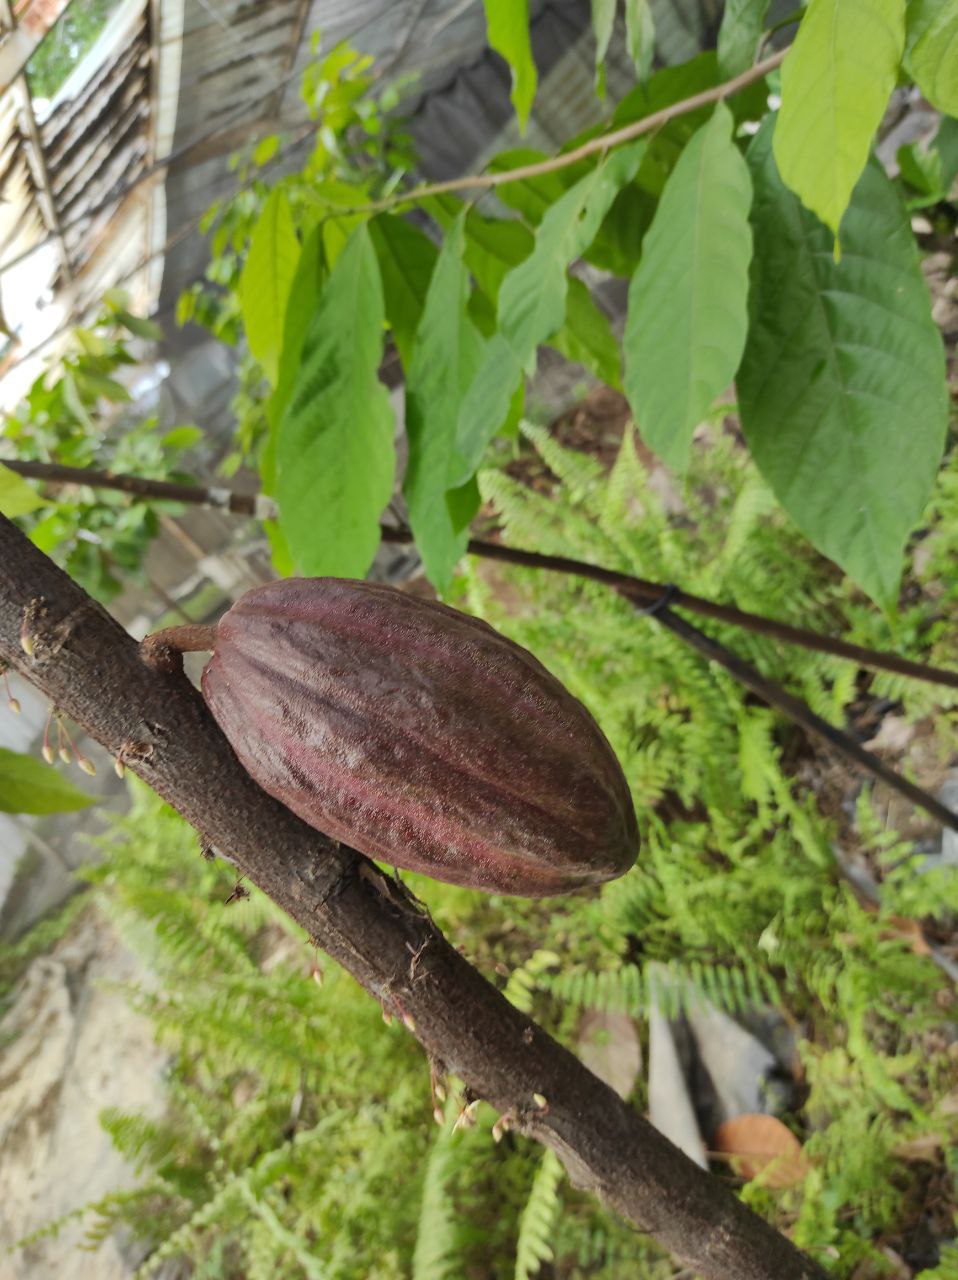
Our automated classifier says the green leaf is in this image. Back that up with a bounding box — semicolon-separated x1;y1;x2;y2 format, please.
625;0;655;79
483;0;537;129
160;425;203;451
0;463;44;517
591;0;616;94
904;0;958;114
934;115;958;189
253;133;280;166
368;214;438;372
486;149;575;224
404;216;485;591
549;277;622;390
738;119;948;608
896;137;947;205
453;142;646;483
61;372;94;430
239;188;301;386
773;0;906;239
271;224;326;438
0;748;95;814
717;0;771;78
277;225;394;578
114;309;163;341
73;370;131;403
624;103;752;471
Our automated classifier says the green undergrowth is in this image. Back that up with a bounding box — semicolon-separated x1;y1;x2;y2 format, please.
6;426;958;1277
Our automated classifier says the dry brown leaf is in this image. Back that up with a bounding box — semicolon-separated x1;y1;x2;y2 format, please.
863;715;915;754
711;1114;811;1188
879;915;933;957
578;1010;642;1100
892;1131;945;1162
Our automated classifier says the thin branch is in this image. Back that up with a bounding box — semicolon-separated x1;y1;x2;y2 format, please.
2;458;269;518
0;515;828;1280
348;49;788;217
648;607;958;833
7;458;957;691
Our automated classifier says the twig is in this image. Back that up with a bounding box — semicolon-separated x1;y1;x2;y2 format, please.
5;457;956;690
345;50;788;217
650;607;958;833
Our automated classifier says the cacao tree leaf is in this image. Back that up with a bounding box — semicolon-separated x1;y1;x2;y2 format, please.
0;748;95;814
262;221;326;577
421;195;534;301
483;0;537;130
591;0;616;94
625;0;656;79
0;464;44;518
453;142;646;483
717;0;771;77
487;149;577;224
114;309;163;341
160;425;203;451
272;224;326;434
773;0;906;239
404;216;485;591
549;277;622;390
369;213;438;372
624;104;752;471
904;0;958;114
239;187;301;386
277;225;394;578
738;120;948;609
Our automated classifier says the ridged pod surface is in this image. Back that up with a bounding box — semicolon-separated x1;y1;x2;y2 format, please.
200;578;638;897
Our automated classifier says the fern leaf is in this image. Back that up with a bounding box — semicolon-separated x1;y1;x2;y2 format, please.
514;1148;563;1280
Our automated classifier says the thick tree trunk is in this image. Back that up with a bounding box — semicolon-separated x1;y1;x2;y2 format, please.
0;514;827;1280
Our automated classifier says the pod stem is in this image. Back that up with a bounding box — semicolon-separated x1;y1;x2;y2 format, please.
141;624;217;672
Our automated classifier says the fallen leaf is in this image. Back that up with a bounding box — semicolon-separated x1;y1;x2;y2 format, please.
578;1010;642;1100
863;715;915;754
879;915;932;957
712;1114;811;1188
893;1132;944;1162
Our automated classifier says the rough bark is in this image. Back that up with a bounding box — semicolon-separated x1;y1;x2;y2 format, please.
0;514;827;1280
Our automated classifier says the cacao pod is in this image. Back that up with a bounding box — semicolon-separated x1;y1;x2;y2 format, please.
198;578;638;897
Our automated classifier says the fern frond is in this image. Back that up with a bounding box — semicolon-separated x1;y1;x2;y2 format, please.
514;1148;563;1280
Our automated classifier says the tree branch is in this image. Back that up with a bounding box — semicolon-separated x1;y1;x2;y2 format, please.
0;513;828;1280
351;50;789;216
7;456;957;690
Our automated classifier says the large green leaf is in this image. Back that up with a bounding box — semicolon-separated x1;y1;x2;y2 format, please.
483;0;537;129
549;277;622;390
0;464;44;518
904;0;958;114
625;0;655;79
271;225;326;439
738;120;948;608
239;188;301;386
277;225;394;578
404;217;485;591
624;104;752;471
453;143;646;483
717;0;771;77
591;0;616;93
773;0;906;239
0;748;95;814
369;214;438;372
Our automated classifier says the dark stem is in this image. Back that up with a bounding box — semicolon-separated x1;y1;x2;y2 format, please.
651;607;958;833
0;513;828;1280
6;457;956;691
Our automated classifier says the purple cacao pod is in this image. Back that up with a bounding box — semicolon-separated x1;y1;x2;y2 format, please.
199;578;638;897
